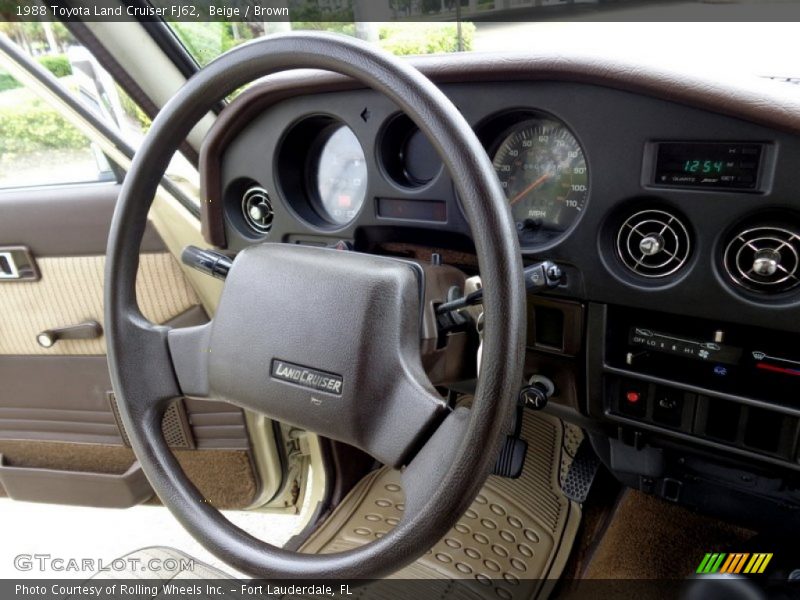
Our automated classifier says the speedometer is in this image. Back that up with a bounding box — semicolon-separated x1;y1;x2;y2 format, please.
492;118;588;244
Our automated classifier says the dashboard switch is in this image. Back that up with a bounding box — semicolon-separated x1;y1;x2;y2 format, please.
523;260;563;292
618;379;648;418
653;387;686;428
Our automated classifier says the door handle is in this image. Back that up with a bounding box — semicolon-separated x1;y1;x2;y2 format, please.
0;246;39;281
37;320;103;348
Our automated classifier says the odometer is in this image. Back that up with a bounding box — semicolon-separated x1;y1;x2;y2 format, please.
492;118;588;244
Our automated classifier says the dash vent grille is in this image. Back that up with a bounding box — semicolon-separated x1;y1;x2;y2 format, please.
616;209;691;278
242;186;273;235
723;226;800;295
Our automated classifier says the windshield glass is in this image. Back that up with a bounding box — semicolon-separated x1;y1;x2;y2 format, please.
164;3;800;79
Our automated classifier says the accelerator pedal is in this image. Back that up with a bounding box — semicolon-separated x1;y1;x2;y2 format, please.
561;438;601;504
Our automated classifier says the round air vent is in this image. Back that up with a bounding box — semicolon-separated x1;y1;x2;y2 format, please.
241;186;273;235
723;225;800;295
616;209;691;278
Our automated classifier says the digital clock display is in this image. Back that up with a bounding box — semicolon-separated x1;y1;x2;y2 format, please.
682;159;725;174
653;142;763;190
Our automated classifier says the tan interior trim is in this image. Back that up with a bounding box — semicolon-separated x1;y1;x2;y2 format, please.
148;194;224;314
84;19;215;153
0;252;199;356
241;412;282;509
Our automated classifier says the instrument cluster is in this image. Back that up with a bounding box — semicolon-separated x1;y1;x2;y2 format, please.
214;79;799;326
250;107;590;251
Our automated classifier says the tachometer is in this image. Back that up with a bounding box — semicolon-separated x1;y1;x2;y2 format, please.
492;118;588;244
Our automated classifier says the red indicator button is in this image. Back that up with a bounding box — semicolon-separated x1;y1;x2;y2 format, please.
626;391;641;404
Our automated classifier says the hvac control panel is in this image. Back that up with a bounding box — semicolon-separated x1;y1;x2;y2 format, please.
600;307;800;462
607;308;800;405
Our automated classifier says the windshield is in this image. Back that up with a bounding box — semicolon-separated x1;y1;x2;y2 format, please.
164;3;800;79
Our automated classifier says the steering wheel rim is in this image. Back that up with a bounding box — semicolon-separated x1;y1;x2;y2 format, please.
105;32;525;579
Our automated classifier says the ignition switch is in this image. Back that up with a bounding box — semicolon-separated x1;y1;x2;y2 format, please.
519;374;556;410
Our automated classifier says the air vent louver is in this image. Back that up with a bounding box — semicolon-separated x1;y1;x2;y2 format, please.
724;226;800;295
242;186;273;234
616;209;691;278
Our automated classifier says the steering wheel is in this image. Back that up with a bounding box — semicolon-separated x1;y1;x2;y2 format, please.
105;32;525;579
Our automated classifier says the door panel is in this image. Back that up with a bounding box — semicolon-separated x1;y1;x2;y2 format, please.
0;182;261;510
0;183;165;256
0;441;257;509
0;356;120;444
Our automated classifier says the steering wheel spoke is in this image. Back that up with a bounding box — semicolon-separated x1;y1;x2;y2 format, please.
401;406;472;516
167;321;213;399
109;312;181;429
351;365;449;468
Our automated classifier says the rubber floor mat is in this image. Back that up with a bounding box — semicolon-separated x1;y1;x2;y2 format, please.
301;413;581;599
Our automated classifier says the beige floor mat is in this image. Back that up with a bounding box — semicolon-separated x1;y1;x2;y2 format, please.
301;413;581;599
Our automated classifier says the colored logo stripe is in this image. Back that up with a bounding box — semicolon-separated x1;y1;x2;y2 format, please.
721;553;749;574
743;553;773;574
697;553;726;574
697;552;773;574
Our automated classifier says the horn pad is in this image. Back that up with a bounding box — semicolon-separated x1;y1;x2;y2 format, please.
207;243;444;466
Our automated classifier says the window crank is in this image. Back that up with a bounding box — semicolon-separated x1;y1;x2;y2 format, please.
37;320;103;348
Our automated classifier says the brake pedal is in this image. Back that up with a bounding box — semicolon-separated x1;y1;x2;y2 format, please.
492;435;528;478
561;439;601;503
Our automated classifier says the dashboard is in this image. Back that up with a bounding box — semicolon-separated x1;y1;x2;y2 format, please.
210;78;800;328
200;54;800;520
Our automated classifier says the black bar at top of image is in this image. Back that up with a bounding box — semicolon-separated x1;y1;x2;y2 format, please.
3;0;800;23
